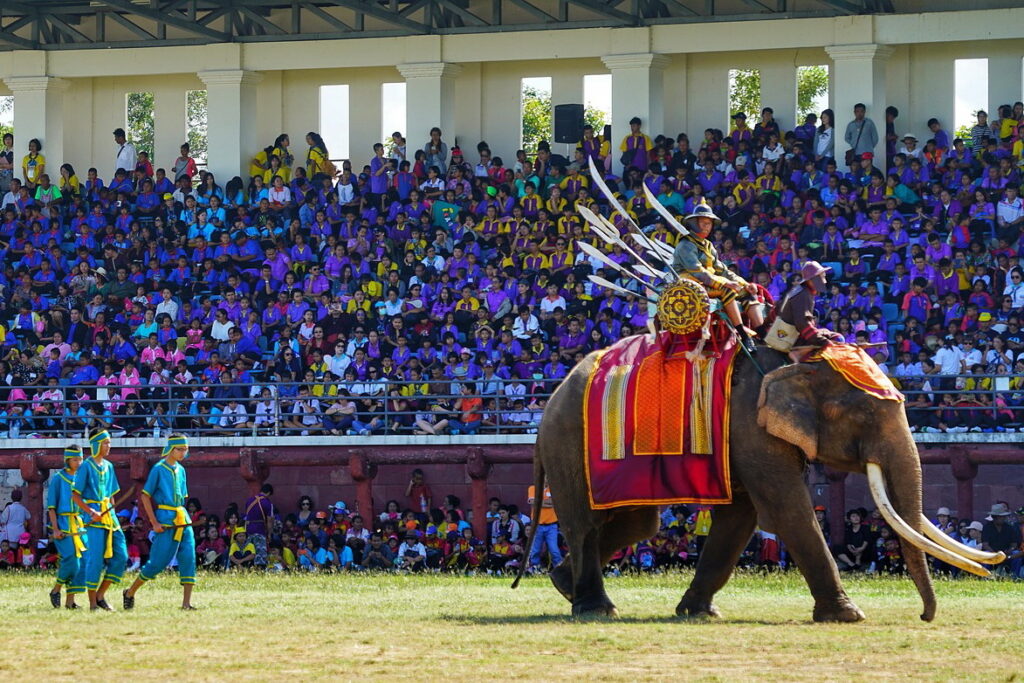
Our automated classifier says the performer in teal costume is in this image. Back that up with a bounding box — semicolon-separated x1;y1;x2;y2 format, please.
123;433;198;610
72;429;129;611
47;445;88;609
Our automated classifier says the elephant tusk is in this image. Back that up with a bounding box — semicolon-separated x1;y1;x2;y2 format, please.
918;514;1006;565
865;463;991;578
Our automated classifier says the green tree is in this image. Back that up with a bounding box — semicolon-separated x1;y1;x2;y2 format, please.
521;85;552;154
186;90;208;164
0;96;12;138
729;69;761;124
126;91;155;156
584;105;608;133
730;66;832;127
796;65;829;121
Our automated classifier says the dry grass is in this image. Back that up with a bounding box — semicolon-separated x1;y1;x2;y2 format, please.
2;570;1023;681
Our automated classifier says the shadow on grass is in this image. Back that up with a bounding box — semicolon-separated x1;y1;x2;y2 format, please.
441;613;799;626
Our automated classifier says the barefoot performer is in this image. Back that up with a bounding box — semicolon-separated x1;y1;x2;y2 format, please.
72;429;129;611
47;444;88;609
123;433;197;610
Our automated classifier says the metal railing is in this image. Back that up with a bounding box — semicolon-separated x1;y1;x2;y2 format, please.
0;372;1020;441
0;379;553;439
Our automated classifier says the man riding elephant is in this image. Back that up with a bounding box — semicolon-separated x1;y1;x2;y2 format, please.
767;261;844;360
671;201;763;353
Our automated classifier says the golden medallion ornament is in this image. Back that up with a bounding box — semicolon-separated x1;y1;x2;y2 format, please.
657;279;711;334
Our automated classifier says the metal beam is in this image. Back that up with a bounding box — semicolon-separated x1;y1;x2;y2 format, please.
325;0;430;33
95;0;231;41
298;3;355;32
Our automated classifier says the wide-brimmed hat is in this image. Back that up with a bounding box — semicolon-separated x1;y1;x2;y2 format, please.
683;201;721;228
967;521;984;532
902;132;917;141
799;261;832;284
988;503;1012;517
936;507;951;516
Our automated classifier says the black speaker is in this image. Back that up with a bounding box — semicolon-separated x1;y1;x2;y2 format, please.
554;104;585;144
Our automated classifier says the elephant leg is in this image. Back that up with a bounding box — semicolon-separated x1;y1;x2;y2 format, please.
746;481;864;623
677;493;757;618
598;507;661;565
569;527;616;618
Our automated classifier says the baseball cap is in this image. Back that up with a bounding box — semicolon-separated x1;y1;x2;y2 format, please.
978;312;992;322
18;532;30;545
314;511;327;519
861;152;874;160
163;193;173;200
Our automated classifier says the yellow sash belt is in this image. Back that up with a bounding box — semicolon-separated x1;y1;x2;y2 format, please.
158;505;189;542
84;498;116;559
59;513;86;556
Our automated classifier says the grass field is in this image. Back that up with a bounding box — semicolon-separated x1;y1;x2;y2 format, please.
4;570;1023;680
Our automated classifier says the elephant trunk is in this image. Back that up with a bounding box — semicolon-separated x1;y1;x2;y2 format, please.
865;434;936;622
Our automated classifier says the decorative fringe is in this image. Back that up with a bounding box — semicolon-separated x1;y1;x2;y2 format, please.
684;316;711;362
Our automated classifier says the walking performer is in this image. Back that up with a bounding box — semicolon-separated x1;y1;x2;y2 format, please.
72;429;129;611
671;201;763;353
123;433;197;610
47;444;88;609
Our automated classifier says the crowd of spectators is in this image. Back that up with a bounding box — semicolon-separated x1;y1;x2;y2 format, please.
0;97;1023;437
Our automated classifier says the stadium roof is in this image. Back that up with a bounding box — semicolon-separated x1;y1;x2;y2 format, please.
0;0;896;50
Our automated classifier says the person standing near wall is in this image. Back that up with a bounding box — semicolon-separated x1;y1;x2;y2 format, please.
1;488;31;548
527;482;562;573
243;483;275;569
843;103;878;165
46;445;88;609
113;128;137;178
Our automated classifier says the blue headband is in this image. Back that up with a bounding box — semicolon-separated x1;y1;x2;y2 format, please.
89;430;110;453
162;434;189;458
63;446;82;460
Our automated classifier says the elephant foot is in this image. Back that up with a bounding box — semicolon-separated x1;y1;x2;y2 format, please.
572;597;619;619
676;589;722;618
549;562;574;603
813;599;865;623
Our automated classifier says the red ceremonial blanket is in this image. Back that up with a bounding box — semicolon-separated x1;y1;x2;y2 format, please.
808;344;904;402
583;331;738;510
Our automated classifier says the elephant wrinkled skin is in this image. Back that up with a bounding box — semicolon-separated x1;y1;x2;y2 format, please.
521;345;940;623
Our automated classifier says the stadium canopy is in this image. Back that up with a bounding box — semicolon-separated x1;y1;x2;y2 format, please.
0;0;894;50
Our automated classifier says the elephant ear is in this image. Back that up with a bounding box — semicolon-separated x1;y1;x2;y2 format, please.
756;364;819;461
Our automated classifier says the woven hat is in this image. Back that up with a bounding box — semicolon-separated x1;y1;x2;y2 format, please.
683;201;721;228
799;261;831;284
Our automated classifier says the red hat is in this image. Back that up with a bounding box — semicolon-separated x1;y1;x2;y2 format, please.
814;505;826;512
314;511;327;519
451;146;462;157
860;152;874;160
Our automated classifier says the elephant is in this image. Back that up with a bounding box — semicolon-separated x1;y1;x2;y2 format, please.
515;345;1003;622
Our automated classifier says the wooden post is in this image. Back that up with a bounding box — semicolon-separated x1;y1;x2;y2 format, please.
348;451;377;520
824;467;848;545
19;452;47;539
465;447;490;540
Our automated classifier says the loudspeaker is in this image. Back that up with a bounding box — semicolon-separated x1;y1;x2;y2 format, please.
554;104;585;144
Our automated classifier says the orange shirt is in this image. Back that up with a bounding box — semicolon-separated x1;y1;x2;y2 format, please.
528;485;557;525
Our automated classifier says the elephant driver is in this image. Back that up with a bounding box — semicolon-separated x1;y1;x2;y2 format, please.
773;261;845;361
671;201;763;354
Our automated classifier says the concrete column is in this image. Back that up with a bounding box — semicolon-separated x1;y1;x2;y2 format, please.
988;54;1023;117
397;62;462;153
348;451;377;520
825;44;893;163
465;447;490;540
19;453;48;539
950;450;977;521
197;69;262;182
3;76;69;176
602;53;670;174
760;63;797;134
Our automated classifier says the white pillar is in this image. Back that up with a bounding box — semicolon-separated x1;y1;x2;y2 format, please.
988;54;1023;117
397;62;462;154
197;69;262;182
602;53;670;174
3;76;69;176
760;63;797;134
826;44;893;163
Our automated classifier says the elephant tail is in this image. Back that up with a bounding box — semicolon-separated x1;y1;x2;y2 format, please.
511;448;545;590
